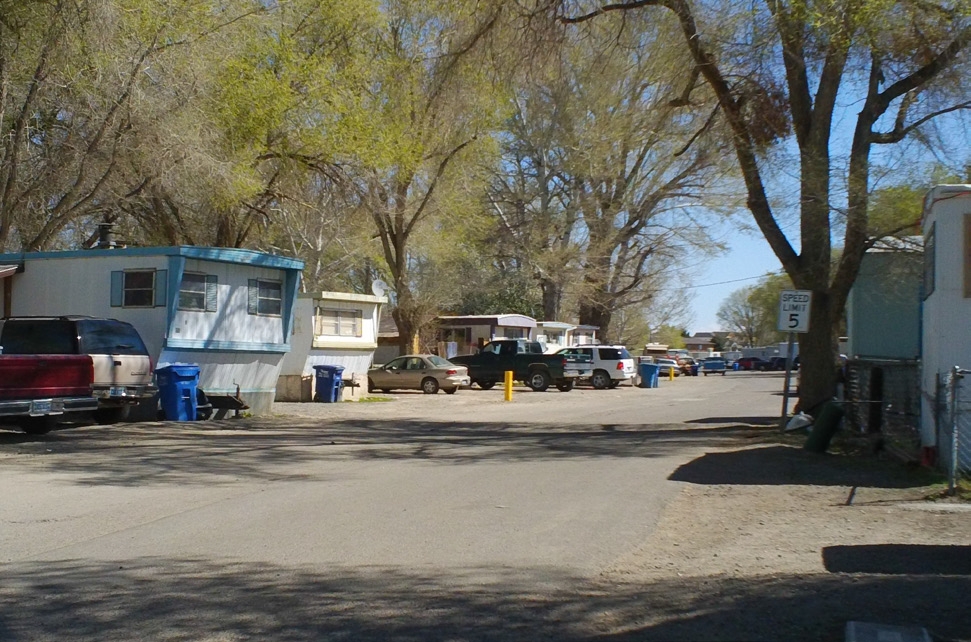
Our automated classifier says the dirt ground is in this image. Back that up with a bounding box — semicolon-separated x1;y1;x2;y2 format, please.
593;429;971;642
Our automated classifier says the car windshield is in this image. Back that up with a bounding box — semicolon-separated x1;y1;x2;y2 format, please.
1;319;78;354
77;319;148;355
427;355;452;367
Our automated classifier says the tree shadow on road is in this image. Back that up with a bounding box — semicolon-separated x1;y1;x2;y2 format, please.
0;418;772;487
0;556;967;642
823;545;971;575
668;445;927;489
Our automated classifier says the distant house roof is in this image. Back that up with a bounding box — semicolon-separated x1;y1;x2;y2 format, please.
303;291;388;305
573;324;599;332
378;313;399;338
537;321;575;330
437;314;537;328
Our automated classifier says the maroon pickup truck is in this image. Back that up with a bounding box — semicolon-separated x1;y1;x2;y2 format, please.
0;354;98;434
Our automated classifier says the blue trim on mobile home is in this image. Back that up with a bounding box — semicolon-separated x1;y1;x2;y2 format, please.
163;338;290;353
0;246;304;270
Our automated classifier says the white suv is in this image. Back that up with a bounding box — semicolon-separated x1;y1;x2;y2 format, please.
559;345;636;389
0;316;155;423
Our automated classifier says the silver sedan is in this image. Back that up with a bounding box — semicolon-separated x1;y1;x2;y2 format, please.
367;354;470;394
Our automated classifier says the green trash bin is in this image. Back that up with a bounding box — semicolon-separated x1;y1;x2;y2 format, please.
804;401;845;453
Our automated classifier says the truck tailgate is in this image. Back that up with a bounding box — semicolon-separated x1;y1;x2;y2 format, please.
0;355;94;399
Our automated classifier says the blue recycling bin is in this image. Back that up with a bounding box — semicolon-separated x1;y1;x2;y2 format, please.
639;363;660;388
313;364;345;403
156;363;200;421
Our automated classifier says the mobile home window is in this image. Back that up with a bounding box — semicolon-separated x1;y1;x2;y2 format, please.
179;273;218;312
315;308;363;337
111;269;167;308
123;270;155;307
247;279;282;316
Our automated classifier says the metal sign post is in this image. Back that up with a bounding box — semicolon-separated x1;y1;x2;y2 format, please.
778;290;812;429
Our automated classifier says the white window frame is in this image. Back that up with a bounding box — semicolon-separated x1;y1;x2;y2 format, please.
248;279;283;317
178;272;218;312
314;307;363;338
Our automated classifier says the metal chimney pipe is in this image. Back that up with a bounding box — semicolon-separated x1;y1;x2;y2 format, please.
96;223;115;249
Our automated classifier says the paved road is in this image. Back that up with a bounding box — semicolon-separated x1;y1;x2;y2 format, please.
0;372;786;641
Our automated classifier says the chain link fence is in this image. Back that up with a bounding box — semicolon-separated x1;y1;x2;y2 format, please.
936;368;971;493
844;358;921;452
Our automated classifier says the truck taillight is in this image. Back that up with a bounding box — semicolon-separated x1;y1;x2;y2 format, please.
446;369;458;376
617;362;624;370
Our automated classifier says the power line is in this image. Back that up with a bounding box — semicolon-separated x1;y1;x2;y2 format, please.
676;270;786;290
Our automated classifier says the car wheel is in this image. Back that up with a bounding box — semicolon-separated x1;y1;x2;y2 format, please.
421;377;440;394
95;405;130;425
590;370;611;390
526;369;551;392
21;416;55;435
444;387;458;395
367;377;375;393
555;379;575;392
477;380;496;390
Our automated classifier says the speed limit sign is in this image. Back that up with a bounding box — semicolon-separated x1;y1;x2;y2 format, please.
778;290;812;333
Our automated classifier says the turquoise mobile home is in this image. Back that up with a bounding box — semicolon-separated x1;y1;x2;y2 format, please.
0;246;303;416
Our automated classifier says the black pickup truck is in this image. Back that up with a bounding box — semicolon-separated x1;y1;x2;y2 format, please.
450;339;593;392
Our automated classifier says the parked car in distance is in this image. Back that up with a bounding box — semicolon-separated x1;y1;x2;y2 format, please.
736;356;770;371
678;356;699;376
768;356;793;371
450;339;592;392
702;357;727;375
367;354;470;394
0;316;155;424
655;357;681;377
556;345;635;389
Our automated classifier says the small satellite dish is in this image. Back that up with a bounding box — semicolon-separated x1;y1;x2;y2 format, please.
371;279;389;297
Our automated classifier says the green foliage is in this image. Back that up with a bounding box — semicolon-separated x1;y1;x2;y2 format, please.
454;270;543;318
718;273;792;346
654;325;686;349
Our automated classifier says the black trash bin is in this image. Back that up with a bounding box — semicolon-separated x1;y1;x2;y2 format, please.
313;365;345;403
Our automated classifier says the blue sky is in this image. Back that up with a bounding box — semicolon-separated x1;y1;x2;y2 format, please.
684;224;783;335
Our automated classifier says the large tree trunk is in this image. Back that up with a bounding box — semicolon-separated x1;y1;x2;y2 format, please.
578;297;613;343
392;282;423;354
540;277;561;321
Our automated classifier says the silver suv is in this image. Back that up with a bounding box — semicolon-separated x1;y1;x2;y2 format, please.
0;316;155;423
558;345;635;389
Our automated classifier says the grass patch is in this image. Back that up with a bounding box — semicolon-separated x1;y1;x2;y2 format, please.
924;476;971;502
352;396;393;403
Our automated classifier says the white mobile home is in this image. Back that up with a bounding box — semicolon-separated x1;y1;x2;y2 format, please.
0;246;303;416
277;291;387;401
921;185;971;459
436;314;537;356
